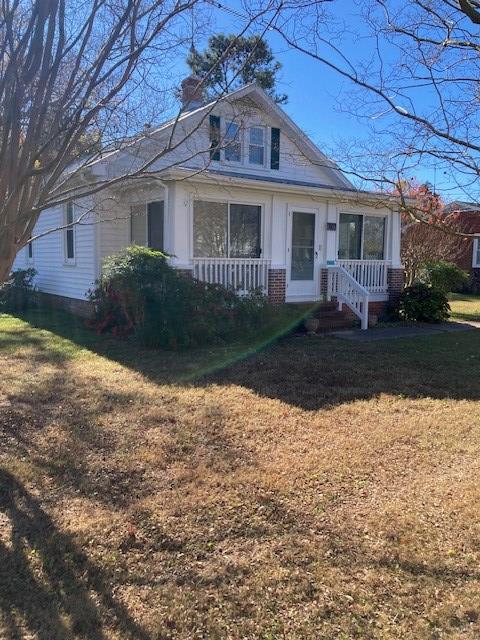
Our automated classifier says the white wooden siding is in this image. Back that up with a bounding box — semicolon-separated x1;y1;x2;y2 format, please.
111;103;345;189
98;201;130;262
13;198;97;300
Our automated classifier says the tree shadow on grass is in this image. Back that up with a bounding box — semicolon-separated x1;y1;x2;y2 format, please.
9;307;480;411
0;469;150;640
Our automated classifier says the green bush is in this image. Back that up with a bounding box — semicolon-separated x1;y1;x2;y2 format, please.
88;246;271;348
399;282;450;323
421;260;468;294
0;268;37;311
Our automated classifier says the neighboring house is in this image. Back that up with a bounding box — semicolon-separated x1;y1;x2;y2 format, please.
14;80;404;329
443;201;480;284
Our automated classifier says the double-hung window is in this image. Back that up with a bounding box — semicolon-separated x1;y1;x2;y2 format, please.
249;126;265;166
338;212;386;260
224;121;241;162
208;116;280;168
26;239;33;262
65;201;75;263
193;201;261;258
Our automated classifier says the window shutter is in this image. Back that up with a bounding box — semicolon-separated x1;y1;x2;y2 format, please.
131;204;147;245
270;127;280;170
209;115;221;161
147;201;164;251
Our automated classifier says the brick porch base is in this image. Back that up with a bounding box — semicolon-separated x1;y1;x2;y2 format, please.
267;268;286;304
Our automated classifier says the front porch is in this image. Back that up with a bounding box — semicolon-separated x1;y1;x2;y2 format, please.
160;181;404;329
191;257;391;297
190;256;401;328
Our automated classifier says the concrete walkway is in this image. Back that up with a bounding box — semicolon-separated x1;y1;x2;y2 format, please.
331;321;480;342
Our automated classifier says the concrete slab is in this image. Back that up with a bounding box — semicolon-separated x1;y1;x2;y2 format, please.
331;321;480;342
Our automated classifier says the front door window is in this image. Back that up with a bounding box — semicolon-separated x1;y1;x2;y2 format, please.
291;211;315;280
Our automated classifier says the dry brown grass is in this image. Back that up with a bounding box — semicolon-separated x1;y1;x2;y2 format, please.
449;293;480;323
1;309;480;639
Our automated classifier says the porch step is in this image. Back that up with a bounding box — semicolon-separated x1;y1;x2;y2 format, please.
315;316;358;332
313;301;338;313
299;302;358;333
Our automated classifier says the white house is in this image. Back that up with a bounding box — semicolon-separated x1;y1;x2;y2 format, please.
14;80;404;329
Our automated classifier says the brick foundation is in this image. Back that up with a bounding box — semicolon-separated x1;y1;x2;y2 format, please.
38;291;94;318
268;268;286;304
388;267;405;301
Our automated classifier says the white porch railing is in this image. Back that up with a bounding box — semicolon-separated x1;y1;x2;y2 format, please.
327;265;370;330
338;260;390;294
192;258;271;295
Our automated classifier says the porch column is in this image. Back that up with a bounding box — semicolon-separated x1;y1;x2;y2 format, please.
168;181;192;271
390;209;402;268
325;202;337;264
268;195;287;304
321;202;337;298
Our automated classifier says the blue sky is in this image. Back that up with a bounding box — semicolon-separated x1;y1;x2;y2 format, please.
170;0;468;201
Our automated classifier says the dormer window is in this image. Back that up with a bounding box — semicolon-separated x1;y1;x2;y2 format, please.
224;121;241;162
208;116;280;169
249;126;265;165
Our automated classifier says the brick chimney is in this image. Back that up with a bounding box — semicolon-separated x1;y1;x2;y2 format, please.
180;76;204;111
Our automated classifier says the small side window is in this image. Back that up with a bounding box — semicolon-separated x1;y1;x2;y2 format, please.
26;240;33;262
65;201;75;263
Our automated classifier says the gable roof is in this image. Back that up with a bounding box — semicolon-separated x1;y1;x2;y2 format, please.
91;83;353;189
444;200;480;213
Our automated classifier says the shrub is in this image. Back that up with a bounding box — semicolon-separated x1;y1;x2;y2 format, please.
421;260;468;294
399;282;450;323
88;246;271;348
464;272;480;295
0;268;37;311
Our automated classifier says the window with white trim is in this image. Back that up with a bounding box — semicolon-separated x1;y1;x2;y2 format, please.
473;237;480;267
193;201;261;258
224;121;241;162
338;212;386;260
26;240;33;262
65;201;75;262
248;126;265;165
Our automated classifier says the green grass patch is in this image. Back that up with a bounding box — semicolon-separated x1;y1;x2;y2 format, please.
449;292;480;322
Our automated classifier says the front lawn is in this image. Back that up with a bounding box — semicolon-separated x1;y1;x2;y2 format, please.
449;292;480;322
1;310;480;639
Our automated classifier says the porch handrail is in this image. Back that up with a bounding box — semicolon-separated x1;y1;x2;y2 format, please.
337;259;390;294
192;257;271;294
327;265;370;330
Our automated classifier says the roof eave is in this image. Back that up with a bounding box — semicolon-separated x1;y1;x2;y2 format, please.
161;167;404;206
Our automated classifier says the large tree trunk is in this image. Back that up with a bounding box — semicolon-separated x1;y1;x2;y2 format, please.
0;236;22;284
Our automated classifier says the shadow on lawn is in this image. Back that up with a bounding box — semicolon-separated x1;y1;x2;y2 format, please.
9;307;480;411
0;469;149;640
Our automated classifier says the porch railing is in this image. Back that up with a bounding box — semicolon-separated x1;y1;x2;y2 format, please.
192;258;271;295
327;265;370;330
338;259;389;294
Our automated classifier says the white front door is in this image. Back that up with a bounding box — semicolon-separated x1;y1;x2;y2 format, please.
286;209;323;301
